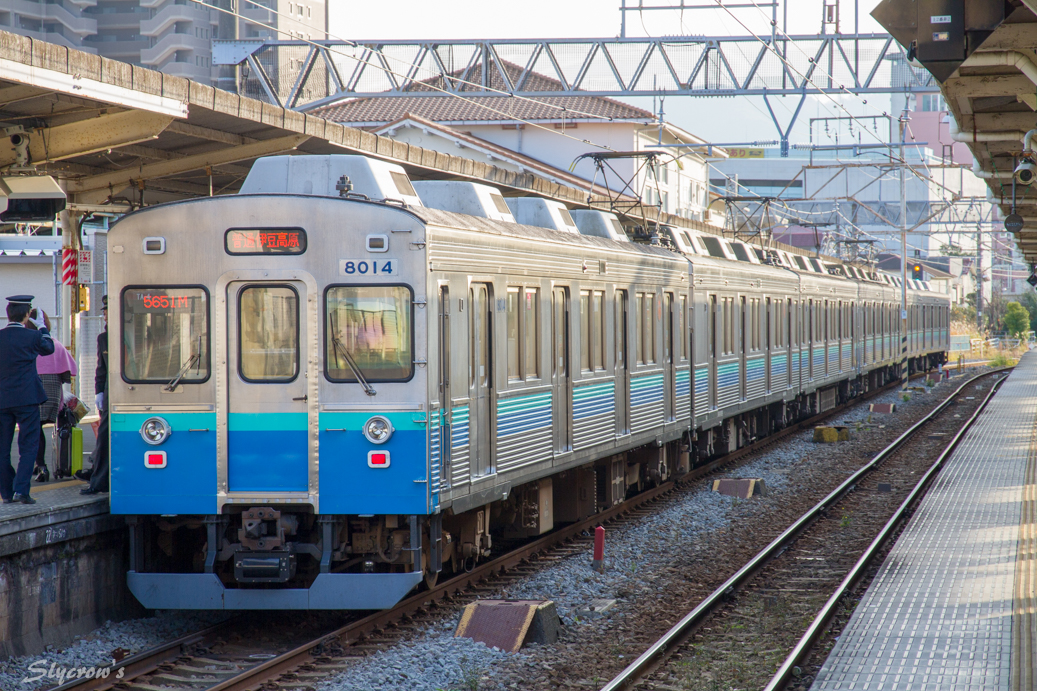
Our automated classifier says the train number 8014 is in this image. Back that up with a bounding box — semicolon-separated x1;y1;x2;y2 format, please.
339;258;399;276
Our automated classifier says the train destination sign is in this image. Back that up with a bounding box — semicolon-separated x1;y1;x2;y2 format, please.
226;227;306;255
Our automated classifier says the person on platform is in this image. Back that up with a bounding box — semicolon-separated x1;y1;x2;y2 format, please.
82;295;108;495
0;295;56;505
31;309;77;482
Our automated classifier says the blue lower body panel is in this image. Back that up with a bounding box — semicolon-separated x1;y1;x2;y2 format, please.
227;429;308;492
127;571;424;610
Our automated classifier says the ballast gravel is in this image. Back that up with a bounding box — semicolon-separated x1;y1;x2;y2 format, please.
316;626;511;691
0;611;226;690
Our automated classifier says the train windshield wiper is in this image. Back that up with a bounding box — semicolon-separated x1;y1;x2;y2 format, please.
165;352;199;391
329;314;377;396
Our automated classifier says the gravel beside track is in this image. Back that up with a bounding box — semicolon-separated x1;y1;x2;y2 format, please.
0;612;227;690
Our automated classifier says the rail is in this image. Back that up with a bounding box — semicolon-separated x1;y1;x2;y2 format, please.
599;367;1011;691
761;371;1009;691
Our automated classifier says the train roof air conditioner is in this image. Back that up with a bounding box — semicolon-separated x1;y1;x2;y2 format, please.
505;197;579;234
570;210;629;242
240;155;423;206
411;180;514;222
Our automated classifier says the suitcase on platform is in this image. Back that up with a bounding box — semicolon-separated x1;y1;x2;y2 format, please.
55;407;82;479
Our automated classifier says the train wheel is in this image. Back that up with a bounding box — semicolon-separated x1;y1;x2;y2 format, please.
424;568;439;589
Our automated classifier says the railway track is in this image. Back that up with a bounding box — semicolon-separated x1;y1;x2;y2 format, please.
54;371;948;691
598;367;1009;691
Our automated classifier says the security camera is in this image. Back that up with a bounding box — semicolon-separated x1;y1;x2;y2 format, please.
1016;160;1037;185
9;133;29;167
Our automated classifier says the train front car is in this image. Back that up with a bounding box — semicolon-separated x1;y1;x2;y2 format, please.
109;156;432;609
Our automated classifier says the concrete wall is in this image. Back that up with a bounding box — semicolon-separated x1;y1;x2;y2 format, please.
0;507;139;658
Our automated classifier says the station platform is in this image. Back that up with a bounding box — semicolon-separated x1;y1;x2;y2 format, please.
811;353;1037;691
0;421;126;658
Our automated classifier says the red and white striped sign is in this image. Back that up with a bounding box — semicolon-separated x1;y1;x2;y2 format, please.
61;248;78;285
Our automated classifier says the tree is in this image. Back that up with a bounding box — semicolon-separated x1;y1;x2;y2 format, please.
1018;288;1037;335
985;290;1008;332
1003;301;1030;338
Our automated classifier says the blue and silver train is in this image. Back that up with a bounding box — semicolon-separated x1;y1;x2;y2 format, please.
106;155;949;609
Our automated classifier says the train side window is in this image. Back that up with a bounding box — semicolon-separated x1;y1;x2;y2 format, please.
663;293;673;363
591;291;605;371
121;287;210;384
643;292;656;365
708;295;716;358
580;291;591;372
325;285;413;382
722;297;734;355
765;298;771;350
679;295;688;361
507;287;540;382
507;288;521;380
239;285;299;382
635;292;644;365
525;289;540;378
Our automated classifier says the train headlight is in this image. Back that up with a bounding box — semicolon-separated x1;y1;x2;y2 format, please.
140;416;171;445
363;416;394;444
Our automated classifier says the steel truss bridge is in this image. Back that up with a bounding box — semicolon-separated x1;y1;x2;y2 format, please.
213;33;938;113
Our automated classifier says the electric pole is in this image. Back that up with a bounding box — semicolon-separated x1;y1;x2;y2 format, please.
899;108;909;390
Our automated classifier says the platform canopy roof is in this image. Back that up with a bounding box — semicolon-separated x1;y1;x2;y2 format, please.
925;2;1037;263
0;31;638;214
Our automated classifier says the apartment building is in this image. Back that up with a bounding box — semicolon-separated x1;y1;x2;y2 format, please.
0;0;325;86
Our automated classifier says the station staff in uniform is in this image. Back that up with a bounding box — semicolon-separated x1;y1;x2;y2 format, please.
82;295;109;495
0;295;55;504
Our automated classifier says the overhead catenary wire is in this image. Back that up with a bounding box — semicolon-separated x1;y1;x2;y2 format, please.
216;0;627;127
714;0;963;205
191;0;627;155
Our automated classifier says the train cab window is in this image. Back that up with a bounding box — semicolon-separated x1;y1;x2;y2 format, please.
239;285;299;382
325;285;413;382
121;287;210;384
507;287;540;382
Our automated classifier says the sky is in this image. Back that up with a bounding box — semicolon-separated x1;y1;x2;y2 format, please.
327;1;897;149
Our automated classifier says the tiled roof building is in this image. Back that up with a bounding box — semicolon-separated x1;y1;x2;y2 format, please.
312;62;654;125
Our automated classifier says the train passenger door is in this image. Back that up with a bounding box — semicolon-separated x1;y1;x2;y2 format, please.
709;295;718;410
664;292;675;421
765;298;772;394
615;290;630;435
807;300;814;380
552;287;573;452
739;296;747;401
226;281;310;493
786;300;793;389
469;283;494;478
438;287;451;488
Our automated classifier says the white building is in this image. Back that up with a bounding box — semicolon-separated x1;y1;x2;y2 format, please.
0;0;325;86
